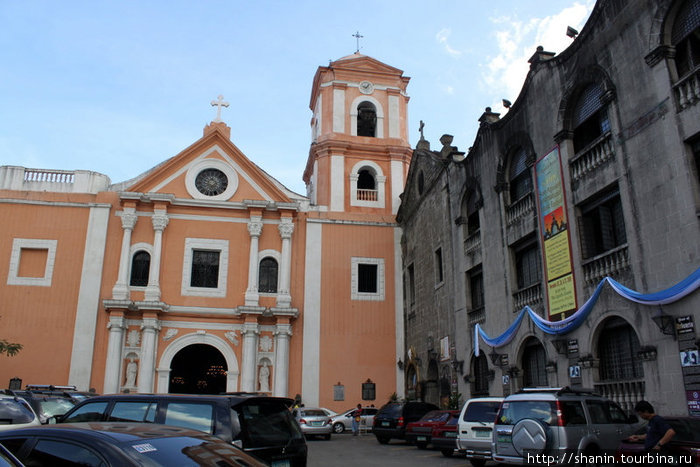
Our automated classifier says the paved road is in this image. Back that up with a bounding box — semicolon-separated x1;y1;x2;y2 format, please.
306;432;468;467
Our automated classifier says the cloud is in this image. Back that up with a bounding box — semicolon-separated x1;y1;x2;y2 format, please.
480;1;595;111
436;28;462;57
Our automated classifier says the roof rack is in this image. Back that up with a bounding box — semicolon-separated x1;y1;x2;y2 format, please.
516;386;600;396
25;385;77;391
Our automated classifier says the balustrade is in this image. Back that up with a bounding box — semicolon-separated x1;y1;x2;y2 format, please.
357;189;378;201
464;230;481;254
506;193;534;226
582;245;629;284
512;282;542;312
570;133;615;182
674;68;700;109
23;169;74;183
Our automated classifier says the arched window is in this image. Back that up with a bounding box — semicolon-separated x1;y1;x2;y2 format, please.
508;147;532;202
672;0;700;79
356;168;378;201
130;251;150;287
472;353;490;396
572;83;611;153
522;338;547;387
258;257;278;293
357;101;377;137
597;317;643;381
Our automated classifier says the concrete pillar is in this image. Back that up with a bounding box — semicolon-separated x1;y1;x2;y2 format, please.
276;217;294;307
103;313;126;394
145;211;168;301
245;216;263;306
273;322;292;397
112;209;137;299
137;315;160;393
241;321;259;392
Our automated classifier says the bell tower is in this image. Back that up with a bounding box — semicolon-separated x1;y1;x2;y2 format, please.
303;53;412;215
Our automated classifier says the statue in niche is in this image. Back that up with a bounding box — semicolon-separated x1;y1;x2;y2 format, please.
259;361;270;393
125;360;138;388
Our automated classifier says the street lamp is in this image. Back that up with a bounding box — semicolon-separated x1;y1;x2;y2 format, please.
651;306;676;338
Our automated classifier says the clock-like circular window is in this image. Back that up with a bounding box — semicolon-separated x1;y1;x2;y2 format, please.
195;168;228;196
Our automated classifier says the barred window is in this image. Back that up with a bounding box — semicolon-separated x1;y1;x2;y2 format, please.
572;83;611;153
472;353;490;396
470;269;484;311
258;257;278;293
515;241;541;290
578;188;627;259
509;147;533;202
672;0;700;78
129;251;150;287
190;250;220;288
598;317;643;381
522;339;547;387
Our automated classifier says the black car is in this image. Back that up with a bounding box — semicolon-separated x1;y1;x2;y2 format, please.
0;422;266;466
372;401;440;444
58;393;307;467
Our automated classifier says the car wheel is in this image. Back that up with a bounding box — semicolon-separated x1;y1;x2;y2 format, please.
441;449;454;457
416;442;428;449
333;423;345;434
376;436;390;444
511;418;549;456
470;459;486;467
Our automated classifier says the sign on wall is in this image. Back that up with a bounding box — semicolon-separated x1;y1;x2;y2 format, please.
535;146;578;320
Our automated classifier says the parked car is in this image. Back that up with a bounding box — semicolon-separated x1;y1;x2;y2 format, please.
492;387;640;465
405;410;459;449
319;407;338;417
372;400;440;444
6;390;76;425
431;412;461;457
616;416;700;465
292;407;332;440
0;422;267;466
330;406;378;434
456;396;503;467
57;393;306;466
0;394;40;431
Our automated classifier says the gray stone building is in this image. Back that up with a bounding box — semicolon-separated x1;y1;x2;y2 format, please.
397;0;700;416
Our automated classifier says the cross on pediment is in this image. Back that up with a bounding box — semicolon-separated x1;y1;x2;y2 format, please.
211;95;229;123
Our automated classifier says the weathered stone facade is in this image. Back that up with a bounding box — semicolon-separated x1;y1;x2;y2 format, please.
398;0;700;416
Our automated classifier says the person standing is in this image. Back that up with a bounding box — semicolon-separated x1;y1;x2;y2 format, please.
351;404;362;436
628;400;676;455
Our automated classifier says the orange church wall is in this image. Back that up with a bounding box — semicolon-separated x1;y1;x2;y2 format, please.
0;194;97;388
316;222;398;408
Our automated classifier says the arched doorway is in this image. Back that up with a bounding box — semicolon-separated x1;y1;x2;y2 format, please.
169;344;227;394
424;359;439;405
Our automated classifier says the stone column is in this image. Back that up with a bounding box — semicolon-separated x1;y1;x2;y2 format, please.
245;216;263;306
276;217;294;307
273;322;292;397
145;210;168;302
112;209;137;300
240;321;259;392
103;312;126;394
137;314;160;393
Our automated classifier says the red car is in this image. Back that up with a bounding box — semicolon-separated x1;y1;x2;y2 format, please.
405;410;459;449
431;413;461;457
616;416;700;465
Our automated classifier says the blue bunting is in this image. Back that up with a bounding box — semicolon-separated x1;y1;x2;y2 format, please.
474;267;700;356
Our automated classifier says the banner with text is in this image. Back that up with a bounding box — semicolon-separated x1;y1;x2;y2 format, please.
535;146;577;320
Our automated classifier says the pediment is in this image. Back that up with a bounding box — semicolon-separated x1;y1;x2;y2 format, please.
332;54;405;76
126;125;297;204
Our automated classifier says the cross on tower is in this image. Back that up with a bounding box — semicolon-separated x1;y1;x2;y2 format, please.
211;95;229;123
352;31;363;53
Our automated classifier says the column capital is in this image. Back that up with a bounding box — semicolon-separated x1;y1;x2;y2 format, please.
242;322;260;336
247;220;263;237
121;212;138;230
141;317;161;332
273;324;293;338
107;315;126;330
152;213;169;232
278;218;295;238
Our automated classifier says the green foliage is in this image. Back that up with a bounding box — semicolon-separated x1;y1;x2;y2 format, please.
0;339;22;357
448;392;462;410
389;392;398;402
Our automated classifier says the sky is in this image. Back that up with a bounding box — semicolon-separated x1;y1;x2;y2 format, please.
1;1;595;195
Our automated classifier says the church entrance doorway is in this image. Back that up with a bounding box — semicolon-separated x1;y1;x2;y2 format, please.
169;344;227;394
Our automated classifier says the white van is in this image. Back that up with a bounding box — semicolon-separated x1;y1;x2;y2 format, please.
456;397;503;467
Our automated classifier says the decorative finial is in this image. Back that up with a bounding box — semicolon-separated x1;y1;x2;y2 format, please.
210;95;229;123
352;31;363;53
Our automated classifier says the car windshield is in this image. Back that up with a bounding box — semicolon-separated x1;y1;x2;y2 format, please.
420;411;450;422
496;401;558;425
37;398;75;418
122;436;259;466
236;400;303;448
0;399;35;424
464;401;502;423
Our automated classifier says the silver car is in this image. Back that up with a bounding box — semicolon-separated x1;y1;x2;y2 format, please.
492;387;640;465
330;406;378;434
292;407;332;440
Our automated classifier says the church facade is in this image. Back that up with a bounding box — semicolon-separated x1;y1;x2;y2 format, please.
0;53;411;410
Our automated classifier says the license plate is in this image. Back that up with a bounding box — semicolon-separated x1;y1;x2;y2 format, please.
497;435;511;443
382;421;390;427
417;436;427;441
311;421;323;426
475;430;491;438
271;461;290;467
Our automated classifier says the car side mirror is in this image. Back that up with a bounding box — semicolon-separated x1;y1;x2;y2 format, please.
47;416;58;425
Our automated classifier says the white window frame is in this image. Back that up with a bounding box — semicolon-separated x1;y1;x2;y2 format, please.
128;242;153;290
181;238;229;297
7;238;58;287
185;158;239;201
257;249;281;296
351;257;385;301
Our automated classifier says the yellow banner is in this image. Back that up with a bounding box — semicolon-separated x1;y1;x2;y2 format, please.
544;231;572;279
547;274;576;317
